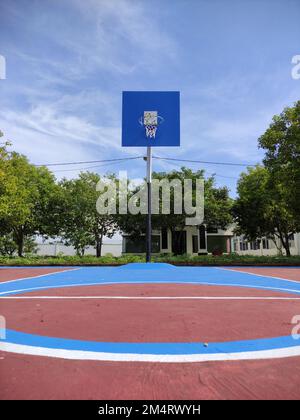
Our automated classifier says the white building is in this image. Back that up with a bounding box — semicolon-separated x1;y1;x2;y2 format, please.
122;226;300;256
231;233;300;256
33;228;300;258
122;225;233;256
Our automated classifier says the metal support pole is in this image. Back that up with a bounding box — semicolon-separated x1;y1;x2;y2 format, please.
146;146;152;263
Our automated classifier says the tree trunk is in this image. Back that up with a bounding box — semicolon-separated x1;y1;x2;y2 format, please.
96;241;101;257
278;230;291;257
273;240;283;255
16;229;24;257
284;234;291;257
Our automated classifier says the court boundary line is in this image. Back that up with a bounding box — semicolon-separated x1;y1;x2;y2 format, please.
2;276;300;363
0;267;80;285
1;341;300;363
1;280;300;297
1;295;300;300
217;267;300;284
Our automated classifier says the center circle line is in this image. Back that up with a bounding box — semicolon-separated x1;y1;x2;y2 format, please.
1;295;300;300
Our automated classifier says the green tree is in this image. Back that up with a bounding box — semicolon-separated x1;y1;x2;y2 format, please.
0;232;17;256
0;131;12;218
233;166;297;256
0;148;60;256
59;172;118;257
258;100;300;228
116;167;233;243
0;233;37;256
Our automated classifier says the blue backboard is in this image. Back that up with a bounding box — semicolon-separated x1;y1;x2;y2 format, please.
122;91;180;147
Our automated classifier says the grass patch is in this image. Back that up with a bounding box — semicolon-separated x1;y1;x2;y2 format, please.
0;253;300;266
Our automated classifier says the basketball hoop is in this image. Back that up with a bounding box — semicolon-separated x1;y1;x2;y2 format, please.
139;111;164;139
122;91;180;263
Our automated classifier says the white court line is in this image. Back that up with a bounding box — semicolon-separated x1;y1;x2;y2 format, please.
217;267;300;284
0;268;80;285
1;281;300;297
0;281;106;296
1;341;300;363
1;295;300;300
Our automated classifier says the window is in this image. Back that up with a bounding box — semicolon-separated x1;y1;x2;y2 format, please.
289;234;295;247
125;235;160;253
262;239;269;249
240;241;248;251
250;240;259;250
207;236;228;253
192;235;198;253
151;235;161;253
161;229;168;249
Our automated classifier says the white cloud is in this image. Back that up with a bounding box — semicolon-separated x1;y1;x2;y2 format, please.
2;0;298;193
12;0;178;81
0;102;143;178
0;0;179;173
70;0;178;71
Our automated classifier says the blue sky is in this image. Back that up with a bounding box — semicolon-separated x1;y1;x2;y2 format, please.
0;0;299;196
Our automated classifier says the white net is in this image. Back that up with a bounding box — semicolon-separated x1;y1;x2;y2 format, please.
139;111;163;139
145;125;157;138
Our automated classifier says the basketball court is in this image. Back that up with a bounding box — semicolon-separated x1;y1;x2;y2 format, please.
1;93;299;401
0;264;300;400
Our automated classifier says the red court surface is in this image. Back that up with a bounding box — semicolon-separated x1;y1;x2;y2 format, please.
0;284;299;343
1;352;300;400
225;267;300;282
1;266;300;400
0;267;73;283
